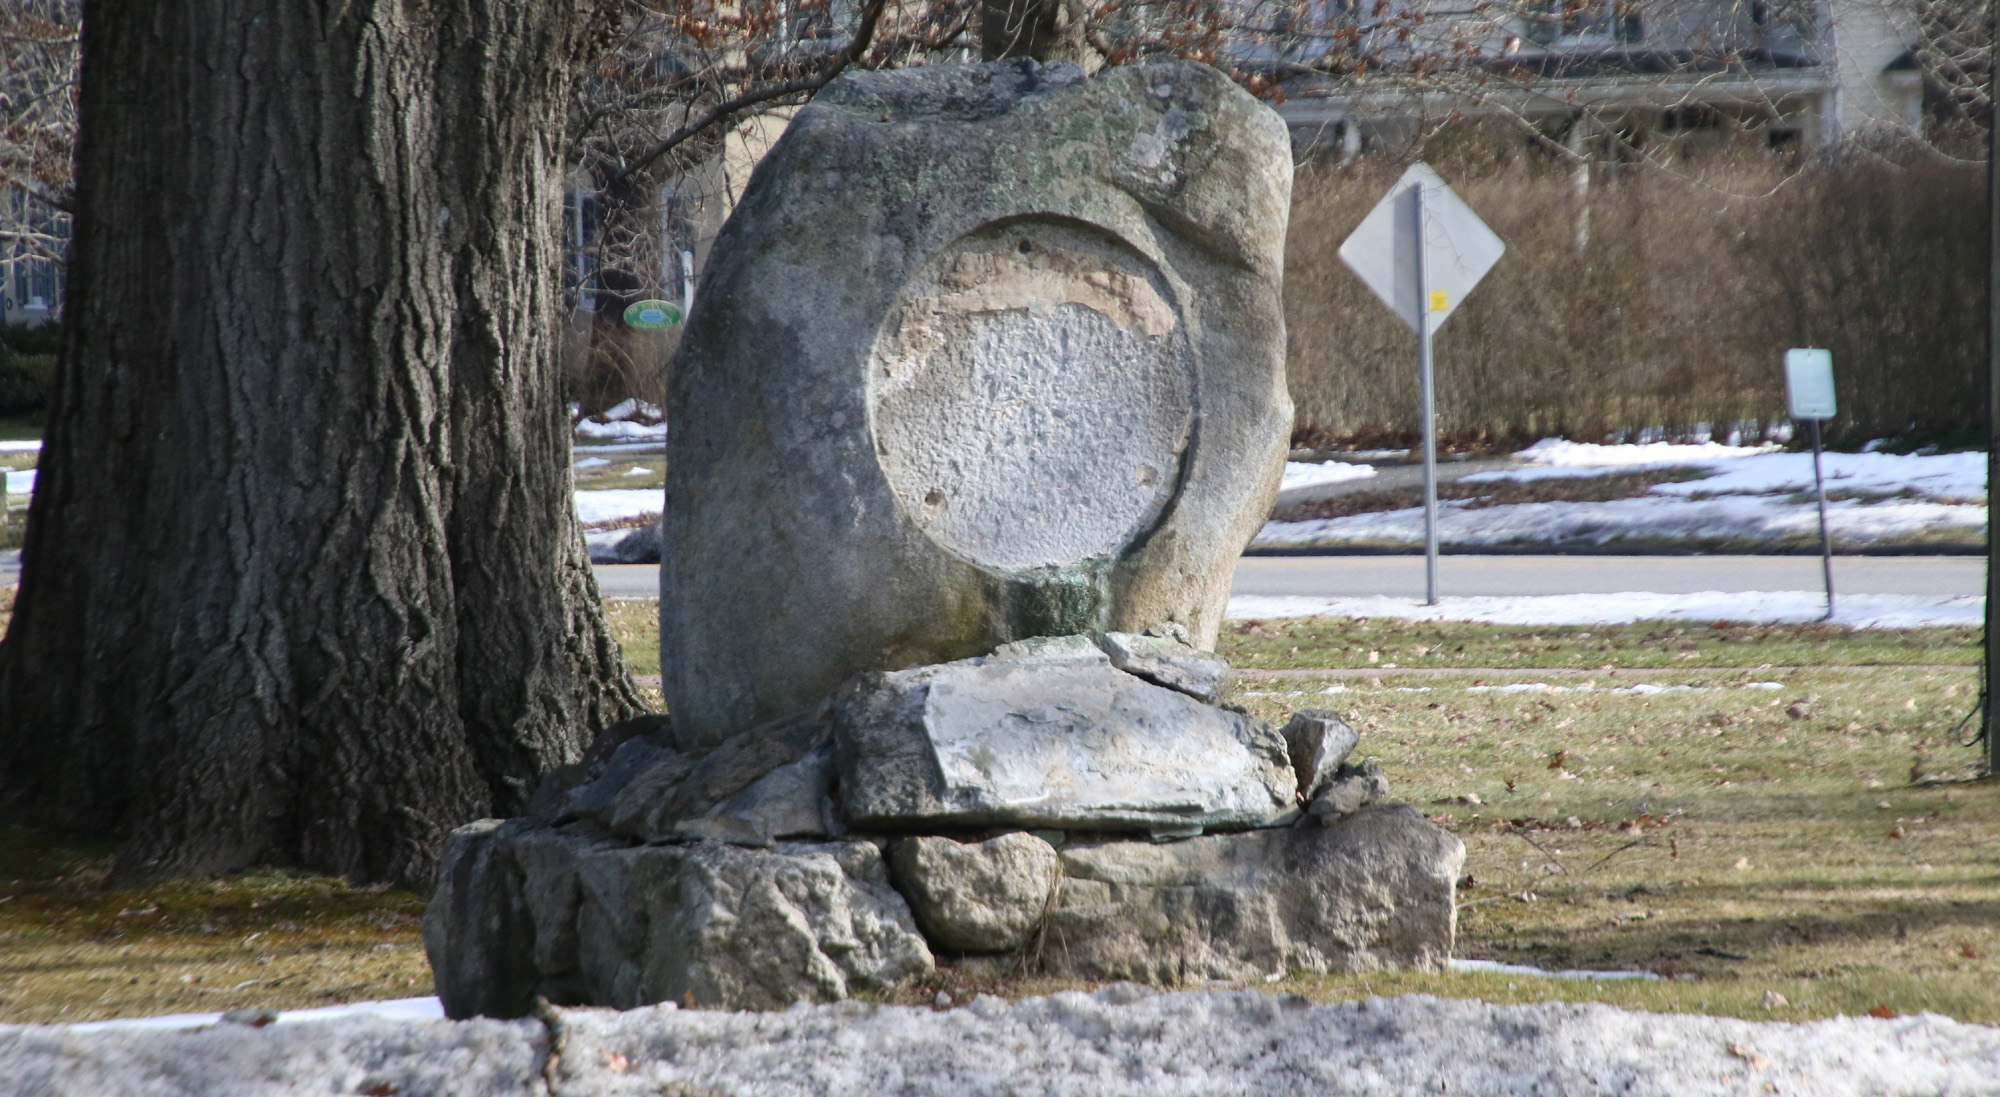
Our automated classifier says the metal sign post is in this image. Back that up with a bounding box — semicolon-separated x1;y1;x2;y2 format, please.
1784;348;1837;620
1413;184;1442;604
1340;163;1504;605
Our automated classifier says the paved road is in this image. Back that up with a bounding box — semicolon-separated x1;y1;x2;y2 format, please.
589;555;1986;601
5;552;1976;601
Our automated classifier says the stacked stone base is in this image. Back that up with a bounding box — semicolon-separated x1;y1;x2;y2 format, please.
424;636;1465;1017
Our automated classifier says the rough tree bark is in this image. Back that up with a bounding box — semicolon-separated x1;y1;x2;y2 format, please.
0;0;641;890
981;0;1086;62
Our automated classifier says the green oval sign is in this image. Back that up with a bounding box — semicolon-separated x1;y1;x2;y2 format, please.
624;299;683;331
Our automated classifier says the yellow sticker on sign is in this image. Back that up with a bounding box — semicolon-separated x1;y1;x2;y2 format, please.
1428;289;1448;312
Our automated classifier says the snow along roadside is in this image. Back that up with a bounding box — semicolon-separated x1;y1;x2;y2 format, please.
5;986;1997;1097
1226;591;1982;628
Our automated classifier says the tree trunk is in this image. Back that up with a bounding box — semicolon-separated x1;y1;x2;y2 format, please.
0;0;640;890
981;0;1087;62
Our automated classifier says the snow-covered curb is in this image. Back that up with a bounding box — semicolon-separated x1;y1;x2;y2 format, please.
1227;591;1984;628
6;988;1997;1096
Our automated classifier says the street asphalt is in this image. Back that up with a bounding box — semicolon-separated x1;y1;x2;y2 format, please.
0;551;1978;602
588;555;1987;601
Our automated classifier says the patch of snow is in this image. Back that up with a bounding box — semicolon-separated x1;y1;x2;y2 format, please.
5;469;34;494
1463;446;1983;498
1449;958;1663;981
574;418;667;442
1462;681;1700;696
1280;461;1376;491
1652;450;1987;501
1744;681;1784;690
596;398;662;422
625;466;655;476
1226;591;1982;629
574;441;666;454
1509;437;1780;468
1256;494;1984;551
574;457;611;469
64;996;444;1033
1618;682;1697;695
575;489;663;525
1288;442;1990;553
0;440;40;453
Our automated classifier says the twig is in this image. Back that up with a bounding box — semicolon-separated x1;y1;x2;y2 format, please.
1583;837;1655;875
1509;826;1569;875
609;0;890;188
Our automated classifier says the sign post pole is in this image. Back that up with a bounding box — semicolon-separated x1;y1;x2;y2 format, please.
1784;347;1837;620
1808;415;1834;619
1414;183;1441;606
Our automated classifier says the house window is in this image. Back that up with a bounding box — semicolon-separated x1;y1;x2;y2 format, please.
1616;2;1643;42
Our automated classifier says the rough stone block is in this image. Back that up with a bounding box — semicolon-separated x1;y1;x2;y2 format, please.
1308;758;1390;820
426;825;932;1017
833;650;1296;833
1038;804;1462;983
890;833;1061;952
423;820;539;1021
1279;709;1360;801
662;59;1294;746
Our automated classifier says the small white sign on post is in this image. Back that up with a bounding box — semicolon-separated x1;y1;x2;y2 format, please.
1784;348;1836;419
1784;347;1837;619
1339;162;1504;606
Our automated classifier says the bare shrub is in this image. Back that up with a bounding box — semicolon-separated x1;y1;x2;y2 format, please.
1286;136;1984;445
1743;142;1986;443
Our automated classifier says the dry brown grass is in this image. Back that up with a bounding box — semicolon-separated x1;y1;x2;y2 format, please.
0;607;1994;1026
0;838;433;1025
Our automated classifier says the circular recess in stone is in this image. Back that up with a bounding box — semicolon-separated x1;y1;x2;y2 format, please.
868;218;1195;571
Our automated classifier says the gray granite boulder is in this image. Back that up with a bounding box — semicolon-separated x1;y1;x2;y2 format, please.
1279;709;1360;801
1308;758;1391;820
891;832;1061;952
1039;804;1462;983
833;645;1296;834
663;59;1293;746
425;822;933;1017
1097;630;1230;703
424;819;543;1020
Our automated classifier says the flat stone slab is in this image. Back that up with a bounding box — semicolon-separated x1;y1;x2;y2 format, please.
0;1015;546;1097
833;648;1295;833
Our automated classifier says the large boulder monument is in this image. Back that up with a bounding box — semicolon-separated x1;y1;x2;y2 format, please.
425;59;1463;1017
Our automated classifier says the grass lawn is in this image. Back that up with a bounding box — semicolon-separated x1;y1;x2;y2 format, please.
572;453;663;492
0;603;1992;1025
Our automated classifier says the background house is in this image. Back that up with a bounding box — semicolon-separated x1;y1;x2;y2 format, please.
1255;0;1927;159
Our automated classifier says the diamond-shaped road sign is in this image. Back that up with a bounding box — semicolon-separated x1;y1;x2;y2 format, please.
1339;162;1504;332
